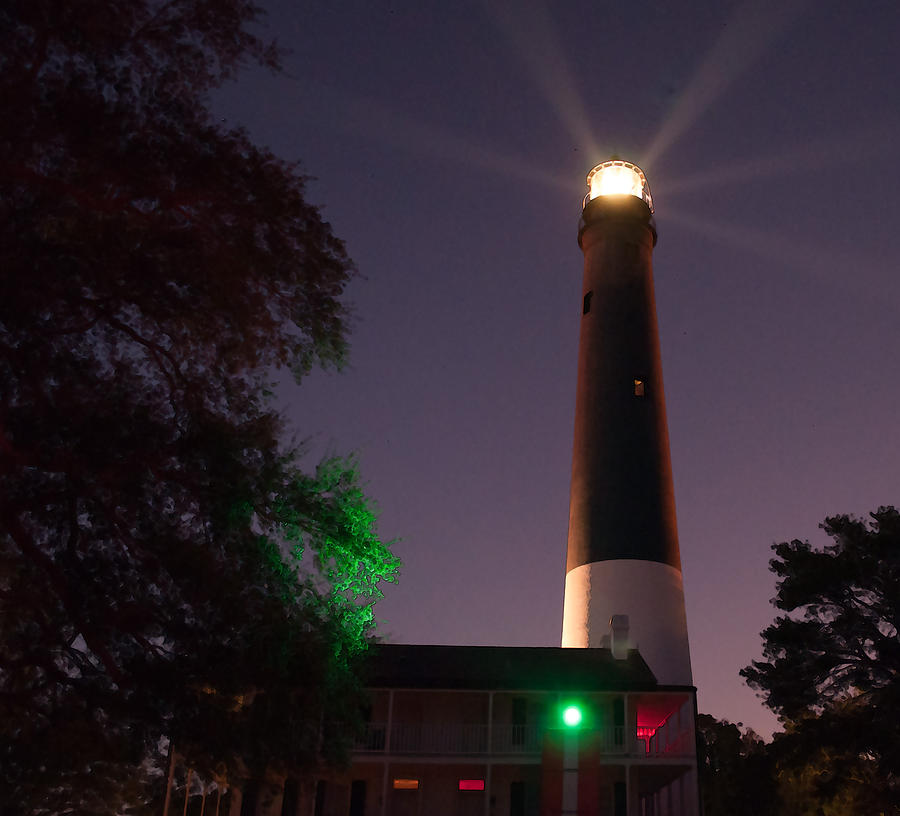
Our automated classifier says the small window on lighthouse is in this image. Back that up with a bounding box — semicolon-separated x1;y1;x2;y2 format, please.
634;379;645;396
583;291;593;315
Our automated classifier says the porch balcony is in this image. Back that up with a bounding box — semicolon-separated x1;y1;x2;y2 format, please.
353;721;693;759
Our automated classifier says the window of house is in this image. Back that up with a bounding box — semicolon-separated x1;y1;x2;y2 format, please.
613;697;625;746
459;779;485;791
281;779;299;816
510;781;525;816
393;779;419;791
241;782;260;816
614;782;627;816
512;697;527;746
349;781;366;816
313;781;326;816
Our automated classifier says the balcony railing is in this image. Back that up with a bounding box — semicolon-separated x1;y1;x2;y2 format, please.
646;723;694;757
354;723;692;758
492;724;545;754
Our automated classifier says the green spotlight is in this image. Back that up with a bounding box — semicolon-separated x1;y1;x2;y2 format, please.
562;704;583;728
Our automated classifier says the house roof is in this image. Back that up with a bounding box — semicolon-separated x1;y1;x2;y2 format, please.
362;644;658;692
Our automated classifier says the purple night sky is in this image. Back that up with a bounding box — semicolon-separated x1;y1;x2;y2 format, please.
214;0;900;738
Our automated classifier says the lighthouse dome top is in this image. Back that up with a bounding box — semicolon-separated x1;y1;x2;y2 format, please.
585;159;653;213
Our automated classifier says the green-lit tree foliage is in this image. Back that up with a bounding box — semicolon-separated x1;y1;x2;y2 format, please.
742;507;900;812
0;1;399;812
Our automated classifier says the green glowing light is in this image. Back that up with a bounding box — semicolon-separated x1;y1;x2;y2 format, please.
562;705;583;728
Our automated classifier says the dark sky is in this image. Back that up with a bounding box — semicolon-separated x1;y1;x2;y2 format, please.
214;0;900;737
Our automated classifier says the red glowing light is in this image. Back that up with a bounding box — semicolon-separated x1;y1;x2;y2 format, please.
636;707;678;753
459;779;485;791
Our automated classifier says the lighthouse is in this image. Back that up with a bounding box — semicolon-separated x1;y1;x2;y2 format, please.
561;159;693;687
283;159;701;816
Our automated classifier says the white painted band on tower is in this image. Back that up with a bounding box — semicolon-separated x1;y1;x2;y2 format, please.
561;559;693;686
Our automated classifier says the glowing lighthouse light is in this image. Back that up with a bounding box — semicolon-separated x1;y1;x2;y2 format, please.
585;159;653;211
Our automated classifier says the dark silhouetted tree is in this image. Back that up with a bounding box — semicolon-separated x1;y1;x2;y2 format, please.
742;506;900;812
696;714;777;816
0;1;399;813
768;725;890;816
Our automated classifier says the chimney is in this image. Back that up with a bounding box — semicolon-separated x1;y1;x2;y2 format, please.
610;614;630;660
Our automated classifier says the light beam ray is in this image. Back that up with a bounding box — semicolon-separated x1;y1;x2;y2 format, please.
664;207;833;271
483;0;600;157
662;208;892;304
655;120;899;199
341;92;578;195
643;0;810;170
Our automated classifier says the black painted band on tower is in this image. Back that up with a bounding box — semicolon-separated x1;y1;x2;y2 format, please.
565;194;681;573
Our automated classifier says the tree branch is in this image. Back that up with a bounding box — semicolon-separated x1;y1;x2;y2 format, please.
2;512;125;685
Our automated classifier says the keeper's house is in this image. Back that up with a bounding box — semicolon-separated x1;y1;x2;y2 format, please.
307;639;699;816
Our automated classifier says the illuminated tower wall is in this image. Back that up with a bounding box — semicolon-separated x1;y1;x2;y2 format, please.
561;161;693;686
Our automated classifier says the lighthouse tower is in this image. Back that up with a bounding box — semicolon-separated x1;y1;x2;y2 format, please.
561;159;693;686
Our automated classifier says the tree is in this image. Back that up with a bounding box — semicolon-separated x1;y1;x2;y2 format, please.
0;1;399;812
768;731;889;816
742;507;900;812
696;714;777;816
